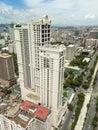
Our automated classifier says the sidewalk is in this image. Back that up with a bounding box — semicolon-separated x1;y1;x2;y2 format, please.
75;93;91;130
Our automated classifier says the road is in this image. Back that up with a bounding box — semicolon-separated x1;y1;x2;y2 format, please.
61;94;77;130
61;111;73;130
83;72;98;130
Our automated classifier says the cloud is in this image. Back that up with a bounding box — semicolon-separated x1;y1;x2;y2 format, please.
0;0;98;25
85;14;96;19
23;0;43;7
23;0;77;9
0;2;13;14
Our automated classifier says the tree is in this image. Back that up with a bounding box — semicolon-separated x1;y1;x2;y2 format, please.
68;104;73;111
73;79;81;87
92;119;97;127
64;72;68;78
82;81;89;89
78;93;85;98
1;89;11;95
12;53;18;75
15;24;22;27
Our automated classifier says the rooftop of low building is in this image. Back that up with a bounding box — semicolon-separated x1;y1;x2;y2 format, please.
0;99;51;128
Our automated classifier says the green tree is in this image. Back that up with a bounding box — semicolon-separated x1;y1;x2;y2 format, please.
82;81;89;89
12;53;18;75
68;104;73;111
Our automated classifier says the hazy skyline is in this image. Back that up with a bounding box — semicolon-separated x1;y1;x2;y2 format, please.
0;0;98;26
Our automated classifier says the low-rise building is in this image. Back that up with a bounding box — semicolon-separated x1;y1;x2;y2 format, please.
65;65;81;74
0;100;51;130
65;44;76;61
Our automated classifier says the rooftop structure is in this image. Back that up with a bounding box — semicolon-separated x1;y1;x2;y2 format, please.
63;88;75;104
0;100;51;130
21;100;51;122
64;65;81;74
39;44;66;52
0;53;11;58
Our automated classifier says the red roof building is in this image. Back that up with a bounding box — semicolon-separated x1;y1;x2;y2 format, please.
20;100;51;122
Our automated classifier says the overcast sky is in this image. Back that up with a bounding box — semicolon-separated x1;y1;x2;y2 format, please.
0;0;98;26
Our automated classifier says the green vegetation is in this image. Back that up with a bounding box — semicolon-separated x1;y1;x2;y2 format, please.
82;54;98;89
71;93;85;130
0;44;2;50
1;89;11;95
63;70;83;89
15;24;22;27
68;104;73;111
70;53;88;69
12;53;18;75
82;81;90;89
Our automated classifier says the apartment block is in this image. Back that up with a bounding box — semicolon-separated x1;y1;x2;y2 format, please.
14;16;67;129
0;53;16;86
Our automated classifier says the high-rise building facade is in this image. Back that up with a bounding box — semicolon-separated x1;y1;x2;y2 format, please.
39;45;65;126
15;16;51;103
28;15;51;94
0;53;16;86
14;16;66;128
39;46;65;110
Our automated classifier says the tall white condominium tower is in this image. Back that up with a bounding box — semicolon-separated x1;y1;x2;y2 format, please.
14;16;66;127
14;15;51;103
39;45;65;126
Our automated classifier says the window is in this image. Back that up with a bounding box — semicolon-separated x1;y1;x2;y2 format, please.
42;25;44;29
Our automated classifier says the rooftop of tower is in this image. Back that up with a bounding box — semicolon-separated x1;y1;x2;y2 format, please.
30;15;51;24
39;44;66;52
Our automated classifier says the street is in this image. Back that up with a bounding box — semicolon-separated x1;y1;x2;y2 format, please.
61;111;73;130
83;72;98;130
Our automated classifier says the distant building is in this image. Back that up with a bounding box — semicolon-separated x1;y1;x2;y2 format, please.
9;24;15;41
8;43;16;54
1;32;9;41
0;39;5;46
89;30;98;39
85;38;98;49
0;53;16;86
65;44;76;61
